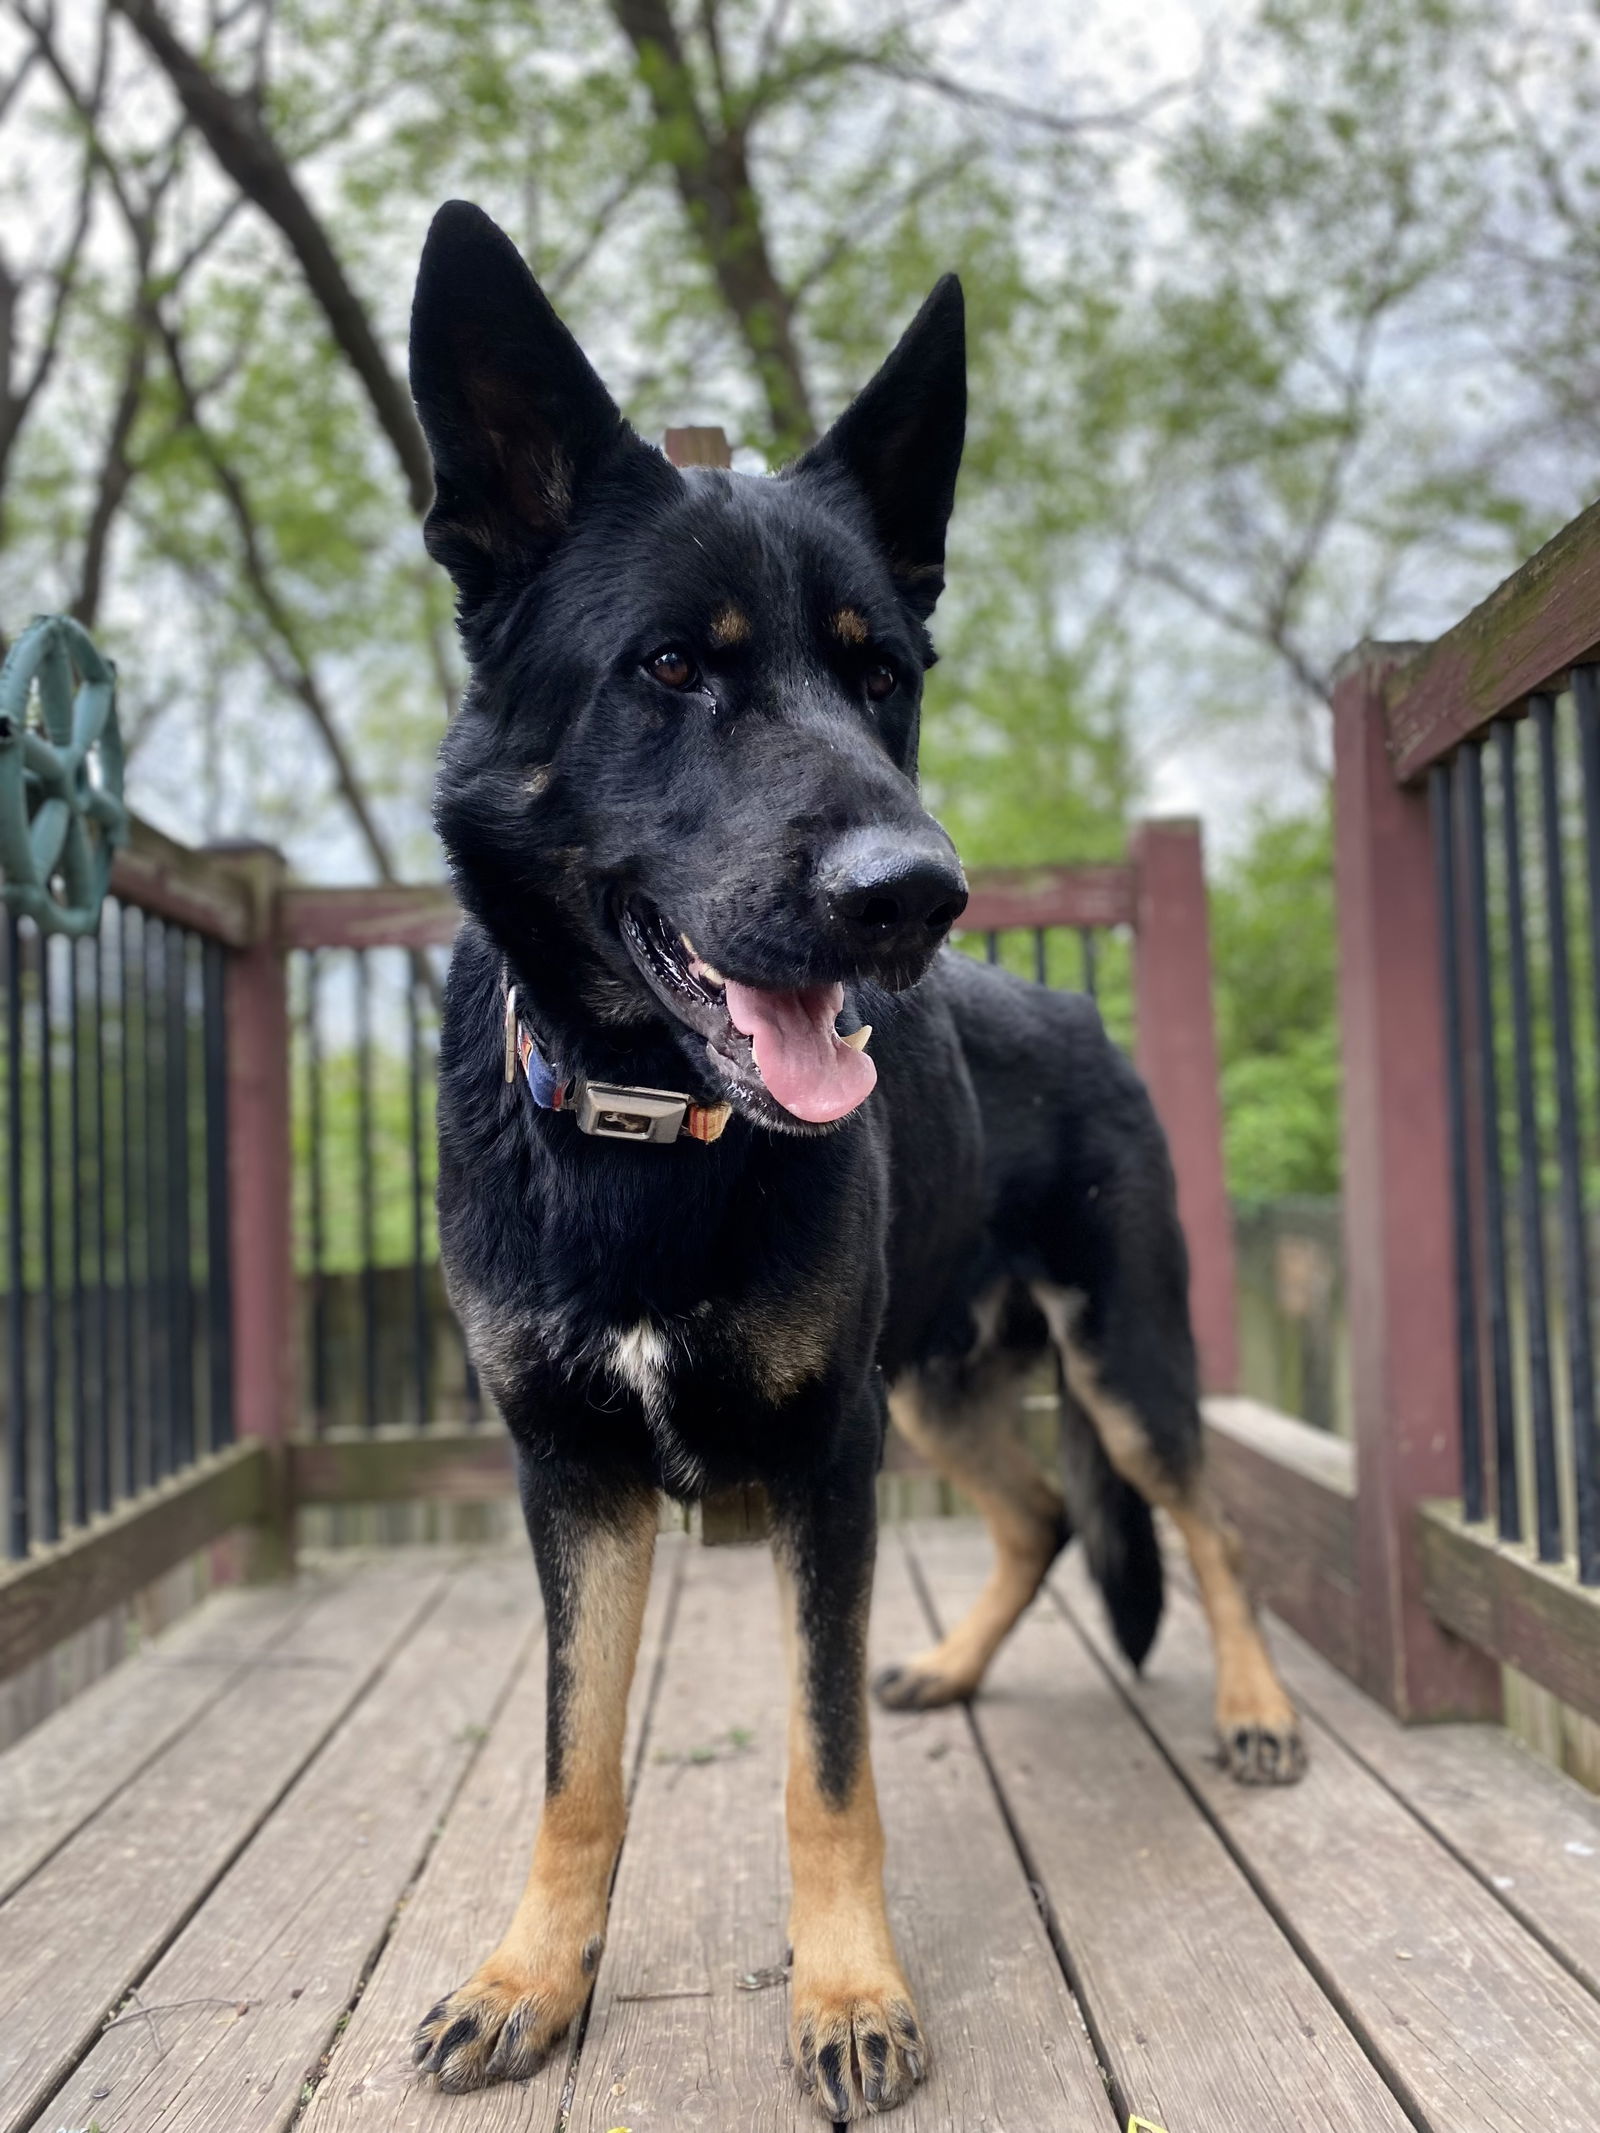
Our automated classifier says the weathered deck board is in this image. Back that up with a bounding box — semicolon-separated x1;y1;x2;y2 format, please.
564;1541;796;2132
44;1554;537;2133
5;1524;1600;2133
866;1532;1116;2130
0;1575;324;1904
1266;1604;1600;2000
299;1532;681;2133
906;1522;1410;2133
1056;1550;1600;2133
0;1556;450;2133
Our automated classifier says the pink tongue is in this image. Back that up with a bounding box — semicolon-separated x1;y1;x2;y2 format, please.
722;979;877;1123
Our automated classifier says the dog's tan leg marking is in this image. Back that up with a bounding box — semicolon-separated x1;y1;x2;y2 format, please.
774;1553;924;2121
1038;1285;1306;1785
873;1365;1065;1711
413;1495;657;2090
1163;1497;1306;1780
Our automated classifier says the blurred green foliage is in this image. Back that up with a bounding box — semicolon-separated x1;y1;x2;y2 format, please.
1211;809;1341;1199
8;0;1600;1201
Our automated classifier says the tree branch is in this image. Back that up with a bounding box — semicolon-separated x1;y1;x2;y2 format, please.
857;57;1193;140
0;4;108;505
546;154;657;297
1133;549;1333;708
108;0;432;513
151;307;402;882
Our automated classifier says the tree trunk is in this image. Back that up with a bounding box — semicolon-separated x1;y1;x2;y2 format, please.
610;0;816;455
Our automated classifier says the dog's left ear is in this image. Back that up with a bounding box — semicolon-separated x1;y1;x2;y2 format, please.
793;276;966;619
409;200;666;602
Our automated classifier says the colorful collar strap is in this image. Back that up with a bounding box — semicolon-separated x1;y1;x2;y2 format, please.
502;982;730;1146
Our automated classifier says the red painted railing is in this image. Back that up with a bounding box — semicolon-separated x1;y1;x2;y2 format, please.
1329;499;1600;1726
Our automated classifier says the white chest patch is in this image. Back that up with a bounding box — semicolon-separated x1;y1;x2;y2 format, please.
610;1319;670;1408
604;1317;705;1493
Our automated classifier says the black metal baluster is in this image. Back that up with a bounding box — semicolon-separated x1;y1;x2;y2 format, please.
144;916;169;1484
1461;740;1520;1540
357;950;379;1431
1033;927;1048;986
305;951;329;1433
68;935;87;1529
1431;761;1484;1523
1534;696;1597;1577
93;918;111;1513
1080;928;1098;1000
985;930;1000;965
409;959;431;1430
1568;666;1600;1579
5;914;28;1559
38;930;59;1544
202;937;233;1449
119;901;139;1497
166;930;193;1470
1496;718;1562;1560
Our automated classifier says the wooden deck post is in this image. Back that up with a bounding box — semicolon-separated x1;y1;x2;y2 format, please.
213;843;296;1575
1132;818;1238;1395
1332;648;1499;1720
664;425;733;470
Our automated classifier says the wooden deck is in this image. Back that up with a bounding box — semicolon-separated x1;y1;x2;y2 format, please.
4;1523;1600;2133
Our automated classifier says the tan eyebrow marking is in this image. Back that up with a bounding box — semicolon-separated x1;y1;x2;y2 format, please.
708;603;751;647
832;607;869;645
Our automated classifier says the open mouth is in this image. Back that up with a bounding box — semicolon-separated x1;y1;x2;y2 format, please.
620;901;876;1128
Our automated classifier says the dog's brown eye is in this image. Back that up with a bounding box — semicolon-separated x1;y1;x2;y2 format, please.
647;647;695;690
865;665;897;702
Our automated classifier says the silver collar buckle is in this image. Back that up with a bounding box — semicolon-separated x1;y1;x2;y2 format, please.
573;1080;689;1144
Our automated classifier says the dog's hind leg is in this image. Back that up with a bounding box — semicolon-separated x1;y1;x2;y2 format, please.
873;1322;1068;1712
1033;1280;1306;1786
413;1462;657;2091
770;1415;925;2122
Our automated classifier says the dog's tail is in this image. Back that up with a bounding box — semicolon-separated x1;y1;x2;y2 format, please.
1057;1362;1164;1671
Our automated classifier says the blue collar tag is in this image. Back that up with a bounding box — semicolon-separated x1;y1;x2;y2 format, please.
517;1025;569;1110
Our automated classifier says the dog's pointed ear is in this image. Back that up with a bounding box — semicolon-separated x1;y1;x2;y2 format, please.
793;276;965;619
409;201;662;598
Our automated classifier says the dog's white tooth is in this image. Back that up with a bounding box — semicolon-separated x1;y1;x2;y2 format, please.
840;1024;872;1052
680;932;697;955
698;960;726;988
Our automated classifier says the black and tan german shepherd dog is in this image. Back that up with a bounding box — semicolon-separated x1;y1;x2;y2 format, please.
406;200;1305;2121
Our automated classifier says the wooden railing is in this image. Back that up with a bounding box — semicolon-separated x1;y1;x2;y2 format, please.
1206;501;1600;1738
0;814;1236;1688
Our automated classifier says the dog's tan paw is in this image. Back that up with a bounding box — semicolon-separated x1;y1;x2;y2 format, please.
792;1979;925;2118
1219;1716;1307;1784
871;1656;973;1712
412;1943;598;2091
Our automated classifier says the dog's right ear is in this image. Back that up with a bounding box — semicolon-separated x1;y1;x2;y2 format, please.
409;201;660;599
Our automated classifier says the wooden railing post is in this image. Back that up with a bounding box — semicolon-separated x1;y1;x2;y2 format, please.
1131;817;1238;1395
1332;648;1499;1719
214;843;296;1575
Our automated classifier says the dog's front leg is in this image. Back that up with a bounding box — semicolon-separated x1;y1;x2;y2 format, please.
413;1463;657;2092
771;1432;925;2121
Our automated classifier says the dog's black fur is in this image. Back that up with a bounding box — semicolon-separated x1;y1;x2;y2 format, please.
407;201;1295;2122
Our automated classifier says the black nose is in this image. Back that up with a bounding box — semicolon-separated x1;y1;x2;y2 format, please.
820;829;968;962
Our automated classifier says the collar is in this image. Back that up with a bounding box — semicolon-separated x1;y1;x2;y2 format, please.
502;980;731;1146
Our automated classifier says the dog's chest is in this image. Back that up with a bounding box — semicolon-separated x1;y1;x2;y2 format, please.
546;1282;831;1411
524;1298;759;1495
